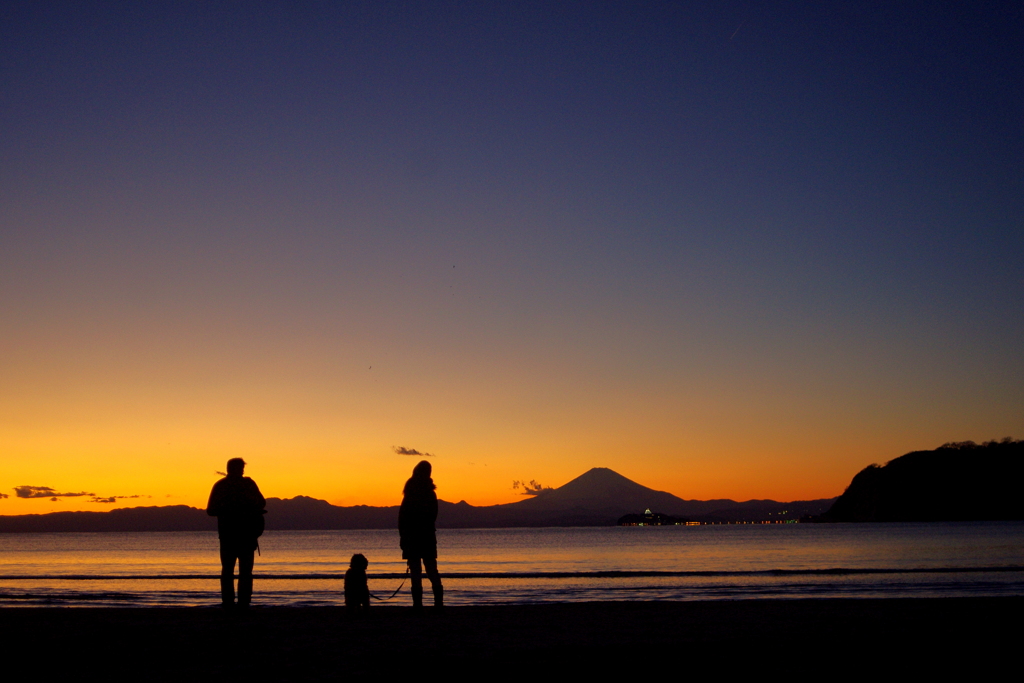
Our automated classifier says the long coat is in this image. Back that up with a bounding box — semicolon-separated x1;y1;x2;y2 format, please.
398;480;438;560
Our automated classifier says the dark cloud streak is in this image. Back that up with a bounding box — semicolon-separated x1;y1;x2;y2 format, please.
89;495;149;504
14;486;94;499
393;446;435;457
512;480;550;496
12;487;149;503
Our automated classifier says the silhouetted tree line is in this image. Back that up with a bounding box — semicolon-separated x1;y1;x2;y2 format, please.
823;438;1024;522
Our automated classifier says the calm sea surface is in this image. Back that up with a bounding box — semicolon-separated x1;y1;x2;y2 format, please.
1;522;1022;607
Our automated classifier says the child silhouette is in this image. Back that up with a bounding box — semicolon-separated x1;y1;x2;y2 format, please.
345;553;370;613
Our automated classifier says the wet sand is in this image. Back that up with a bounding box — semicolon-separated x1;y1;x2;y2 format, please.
2;597;1017;677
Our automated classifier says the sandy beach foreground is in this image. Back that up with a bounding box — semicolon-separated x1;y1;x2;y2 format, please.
2;598;1017;677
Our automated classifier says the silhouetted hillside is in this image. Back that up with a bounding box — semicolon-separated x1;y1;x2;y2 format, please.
0;505;211;533
0;467;836;531
266;496;399;529
824;439;1024;522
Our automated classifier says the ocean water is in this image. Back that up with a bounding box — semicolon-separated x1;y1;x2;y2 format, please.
1;522;1022;607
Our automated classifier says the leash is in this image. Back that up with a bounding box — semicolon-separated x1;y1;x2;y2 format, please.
369;566;409;601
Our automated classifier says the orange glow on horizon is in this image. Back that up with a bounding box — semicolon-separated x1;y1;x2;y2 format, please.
0;416;996;516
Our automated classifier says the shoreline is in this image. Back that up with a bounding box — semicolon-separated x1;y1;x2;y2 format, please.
2;597;1018;675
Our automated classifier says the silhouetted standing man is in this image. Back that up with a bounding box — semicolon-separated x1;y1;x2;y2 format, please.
207;458;266;610
399;460;443;610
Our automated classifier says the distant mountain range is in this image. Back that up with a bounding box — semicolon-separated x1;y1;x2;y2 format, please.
0;467;835;532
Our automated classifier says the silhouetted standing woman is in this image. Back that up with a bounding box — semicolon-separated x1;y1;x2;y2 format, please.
399;460;443;610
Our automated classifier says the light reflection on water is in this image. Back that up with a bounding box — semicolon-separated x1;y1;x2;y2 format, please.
1;522;1022;606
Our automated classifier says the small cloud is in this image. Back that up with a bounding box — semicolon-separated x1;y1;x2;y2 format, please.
14;486;94;499
512;479;551;496
393;446;435;457
0;492;8;499
88;495;149;504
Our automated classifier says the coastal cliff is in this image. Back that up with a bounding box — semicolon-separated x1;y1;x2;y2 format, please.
824;439;1023;522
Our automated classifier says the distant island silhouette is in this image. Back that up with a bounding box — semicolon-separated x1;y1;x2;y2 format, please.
823;438;1023;522
0;468;835;532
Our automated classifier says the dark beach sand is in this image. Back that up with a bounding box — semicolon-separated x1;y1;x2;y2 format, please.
2;598;1017;677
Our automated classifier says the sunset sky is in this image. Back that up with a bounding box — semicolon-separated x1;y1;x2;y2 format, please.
2;1;1022;514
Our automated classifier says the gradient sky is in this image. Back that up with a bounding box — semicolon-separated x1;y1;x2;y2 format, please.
2;1;1022;514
